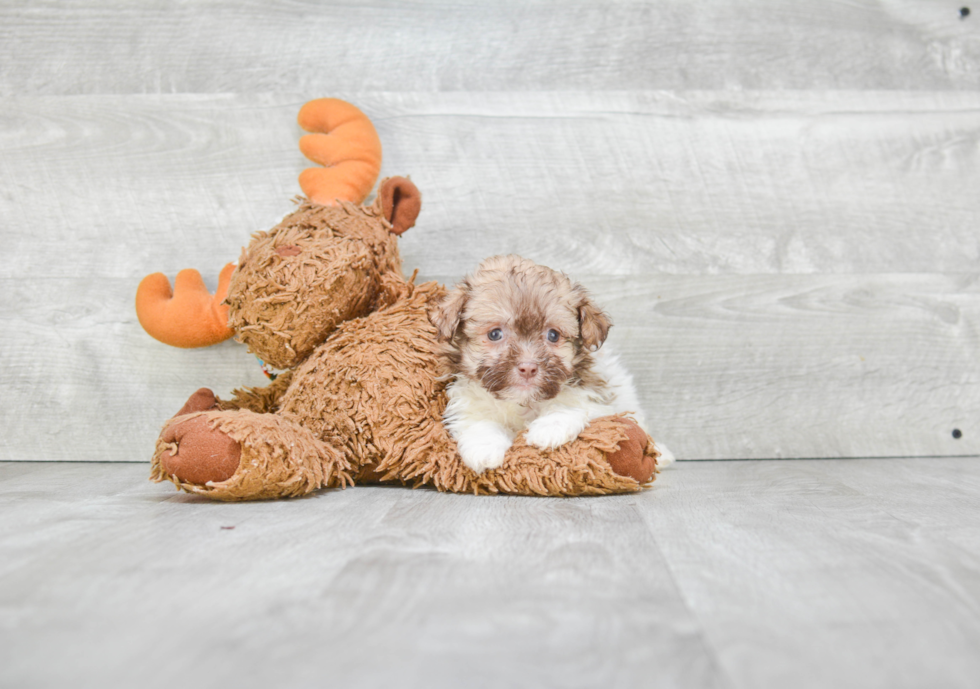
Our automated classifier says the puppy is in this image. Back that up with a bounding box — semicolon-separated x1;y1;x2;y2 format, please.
429;255;674;473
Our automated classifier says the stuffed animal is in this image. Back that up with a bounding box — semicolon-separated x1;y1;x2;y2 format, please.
136;98;661;500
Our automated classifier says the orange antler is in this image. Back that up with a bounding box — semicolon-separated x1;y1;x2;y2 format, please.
297;98;382;205
136;99;382;348
136;263;236;348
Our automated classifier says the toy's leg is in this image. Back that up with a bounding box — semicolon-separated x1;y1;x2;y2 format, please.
151;406;351;501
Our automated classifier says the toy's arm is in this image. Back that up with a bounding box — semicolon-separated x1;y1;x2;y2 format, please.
135;262;236;348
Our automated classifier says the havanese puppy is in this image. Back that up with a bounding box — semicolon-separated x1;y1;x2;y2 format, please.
429;254;674;473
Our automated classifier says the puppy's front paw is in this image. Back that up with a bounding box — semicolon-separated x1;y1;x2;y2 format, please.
526;410;589;450
456;422;514;474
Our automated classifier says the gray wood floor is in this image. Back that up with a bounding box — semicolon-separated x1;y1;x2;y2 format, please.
3;459;980;689
2;2;980;687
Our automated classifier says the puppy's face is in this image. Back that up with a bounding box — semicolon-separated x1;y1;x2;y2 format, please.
430;255;611;405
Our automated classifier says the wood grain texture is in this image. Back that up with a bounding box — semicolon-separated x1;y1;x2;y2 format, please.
0;0;978;95
0;95;301;281
0;276;269;462
1;4;978;464
3;91;979;281
2;273;976;461
382;90;980;277
0;463;725;689
3;459;980;688
643;458;980;689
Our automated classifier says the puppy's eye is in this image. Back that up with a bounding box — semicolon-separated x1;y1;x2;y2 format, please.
546;329;560;343
488;328;503;342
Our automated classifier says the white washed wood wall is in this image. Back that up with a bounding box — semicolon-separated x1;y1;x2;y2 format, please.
1;1;977;461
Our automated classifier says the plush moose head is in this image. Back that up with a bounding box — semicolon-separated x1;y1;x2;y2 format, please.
135;99;421;368
225;179;420;369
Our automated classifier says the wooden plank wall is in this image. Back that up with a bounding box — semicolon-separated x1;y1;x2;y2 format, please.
1;0;978;461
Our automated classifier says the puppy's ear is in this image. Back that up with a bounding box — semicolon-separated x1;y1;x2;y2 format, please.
576;288;612;351
428;285;468;342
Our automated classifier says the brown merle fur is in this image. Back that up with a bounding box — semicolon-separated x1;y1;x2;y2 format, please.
429;255;612;404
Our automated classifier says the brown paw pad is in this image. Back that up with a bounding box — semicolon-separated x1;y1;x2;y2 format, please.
174;388;219;417
159;415;241;484
606;419;657;483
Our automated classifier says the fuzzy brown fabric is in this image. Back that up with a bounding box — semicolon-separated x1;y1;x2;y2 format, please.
151;409;351;501
218;372;294;414
226;200;401;369
150;180;660;501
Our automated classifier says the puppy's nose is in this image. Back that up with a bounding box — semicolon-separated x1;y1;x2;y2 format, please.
517;362;539;379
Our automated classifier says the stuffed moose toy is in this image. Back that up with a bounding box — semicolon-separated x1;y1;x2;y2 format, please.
136;98;661;500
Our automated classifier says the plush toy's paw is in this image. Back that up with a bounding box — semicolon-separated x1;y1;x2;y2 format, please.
606;419;657;483
526;409;589;450
159;415;241;485
456;421;513;473
174;388;220;417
